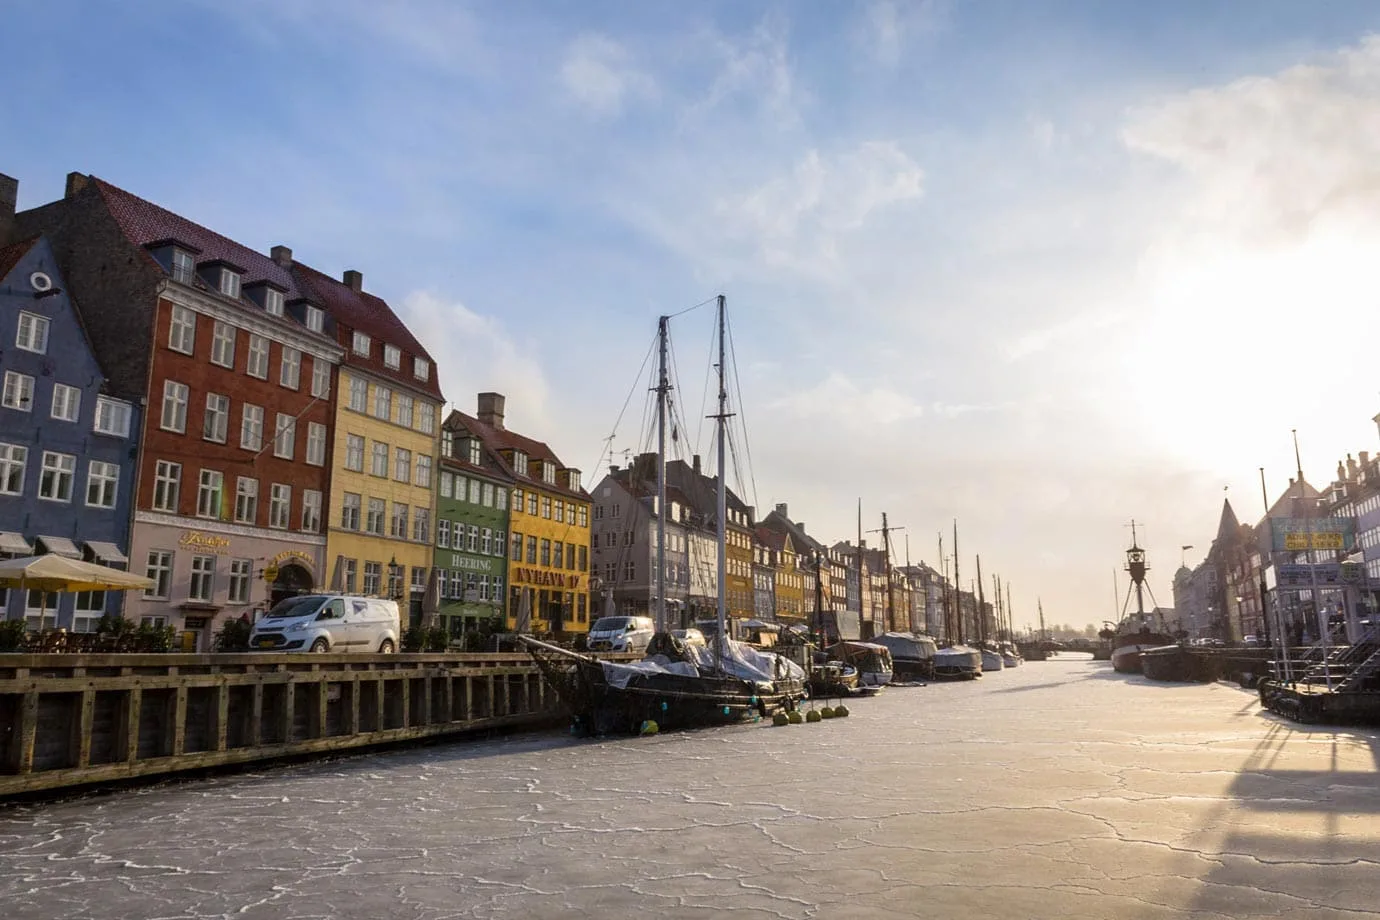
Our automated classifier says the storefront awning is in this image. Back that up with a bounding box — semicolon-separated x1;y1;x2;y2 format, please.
84;541;129;565
0;532;33;555
36;535;82;559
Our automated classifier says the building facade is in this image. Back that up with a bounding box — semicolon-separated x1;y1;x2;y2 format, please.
587;463;691;626
435;417;511;636
0;233;140;629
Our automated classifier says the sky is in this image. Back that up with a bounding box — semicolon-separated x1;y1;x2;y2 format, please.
7;0;1380;630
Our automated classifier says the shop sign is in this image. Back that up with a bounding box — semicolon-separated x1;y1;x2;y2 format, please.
449;554;495;573
179;531;232;554
510;567;582;589
269;549;315;570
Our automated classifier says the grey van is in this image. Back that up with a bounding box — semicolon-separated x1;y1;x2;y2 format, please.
250;595;401;653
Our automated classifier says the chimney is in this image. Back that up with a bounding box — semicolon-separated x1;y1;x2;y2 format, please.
0;173;16;244
64;172;88;199
692;454;701;474
343;269;363;292
775;502;788;517
1362;451;1371;467
477;392;506;430
1348;453;1359;480
271;245;293;268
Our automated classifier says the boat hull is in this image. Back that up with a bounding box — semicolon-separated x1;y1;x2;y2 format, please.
890;658;934;682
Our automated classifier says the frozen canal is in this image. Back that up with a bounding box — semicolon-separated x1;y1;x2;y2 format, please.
3;655;1380;920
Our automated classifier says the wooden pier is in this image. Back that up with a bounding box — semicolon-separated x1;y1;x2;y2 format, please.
0;651;623;797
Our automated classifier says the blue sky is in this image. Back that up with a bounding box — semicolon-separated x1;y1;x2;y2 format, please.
9;1;1380;627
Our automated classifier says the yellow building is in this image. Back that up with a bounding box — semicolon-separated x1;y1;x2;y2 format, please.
293;262;442;622
773;531;806;622
451;393;590;638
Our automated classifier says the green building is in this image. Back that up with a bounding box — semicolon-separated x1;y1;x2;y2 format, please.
435;410;512;637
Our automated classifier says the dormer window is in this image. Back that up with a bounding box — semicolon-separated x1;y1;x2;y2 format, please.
219;268;242;299
172;249;196;284
512;450;528;476
542;461;556;485
264;288;284;316
568;470;581;491
441;428;454;457
305;305;323;332
352;331;370;356
467;439;481;465
414;357;430;381
384;344;401;370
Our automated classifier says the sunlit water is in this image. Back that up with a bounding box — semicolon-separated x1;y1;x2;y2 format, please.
4;655;1379;919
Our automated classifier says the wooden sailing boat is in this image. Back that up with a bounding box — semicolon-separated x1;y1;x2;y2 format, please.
522;296;809;733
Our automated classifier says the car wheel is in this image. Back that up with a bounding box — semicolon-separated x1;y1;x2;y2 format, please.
310;638;330;653
378;638;395;654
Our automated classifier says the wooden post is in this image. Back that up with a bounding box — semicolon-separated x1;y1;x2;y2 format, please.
78;688;96;767
250;683;264;747
125;687;142;764
282;679;295;743
216;682;230;752
17;691;38;774
399;677;410;728
348;677;361;735
172;686;189;756
372;677;384;733
421;674;433;726
463;675;474;722
440;671;454;722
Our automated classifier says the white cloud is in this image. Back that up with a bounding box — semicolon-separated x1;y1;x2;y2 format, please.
689;13;801;127
560;33;657;117
769;371;925;427
398;290;551;429
856;0;947;69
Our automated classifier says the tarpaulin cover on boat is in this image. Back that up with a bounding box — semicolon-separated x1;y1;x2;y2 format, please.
599;636;805;690
873;632;939;661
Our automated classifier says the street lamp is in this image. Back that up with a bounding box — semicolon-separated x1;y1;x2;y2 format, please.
388;556;401;600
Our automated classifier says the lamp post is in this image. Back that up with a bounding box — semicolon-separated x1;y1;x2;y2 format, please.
387;556;402;601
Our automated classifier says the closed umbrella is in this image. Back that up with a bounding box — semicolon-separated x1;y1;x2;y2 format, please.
514;588;531;635
421;566;441;629
328;555;344;593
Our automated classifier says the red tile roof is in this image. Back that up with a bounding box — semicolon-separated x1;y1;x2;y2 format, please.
292;262;443;402
446;409;588;501
0;237;37;281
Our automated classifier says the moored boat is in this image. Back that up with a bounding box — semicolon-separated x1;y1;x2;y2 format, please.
827;640;894;688
872;632;937;682
1109;523;1174;674
933;644;982;680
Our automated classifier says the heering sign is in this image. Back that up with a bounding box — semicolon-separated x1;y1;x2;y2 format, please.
179;531;231;554
449;554;495;573
510;567;582;589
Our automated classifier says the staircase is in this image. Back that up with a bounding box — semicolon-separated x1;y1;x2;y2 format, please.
1297;627;1380;690
1334;645;1380;692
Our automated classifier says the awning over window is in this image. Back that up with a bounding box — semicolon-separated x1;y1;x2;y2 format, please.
0;532;33;555
36;535;82;559
84;541;129;565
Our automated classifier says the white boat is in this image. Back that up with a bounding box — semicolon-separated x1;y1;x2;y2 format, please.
980;645;1005;672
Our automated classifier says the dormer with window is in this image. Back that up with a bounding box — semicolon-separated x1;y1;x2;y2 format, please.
542;461;556;485
563;468;581;492
467;438;482;466
383;344;401;370
305;304;323;332
441;428;454;457
245;281;289;317
414;357;430;382
511;450;528;477
352;330;371;357
143;238;203;285
197;259;246;300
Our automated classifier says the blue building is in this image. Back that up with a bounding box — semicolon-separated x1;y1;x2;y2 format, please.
0;235;140;630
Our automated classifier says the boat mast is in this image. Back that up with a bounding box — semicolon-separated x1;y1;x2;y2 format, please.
655;315;669;633
976;555;986;645
992;573;1002;642
1127;520;1147;617
714;295;729;657
1038;597;1046;642
938;532;948;641
857;499;864;637
952;520;962;643
882;513;893;634
1006;581;1014;643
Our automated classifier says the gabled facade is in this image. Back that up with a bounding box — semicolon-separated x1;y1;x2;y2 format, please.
14;173;341;648
0;234;140;630
587;464;691;625
291;260;442;626
752;527;779;622
455;393;590;637
435;416;512;635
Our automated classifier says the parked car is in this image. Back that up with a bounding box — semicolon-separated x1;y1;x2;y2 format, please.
671;627;706;646
586;615;655;653
249;595;400;653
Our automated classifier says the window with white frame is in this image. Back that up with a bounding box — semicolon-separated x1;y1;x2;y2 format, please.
468;524;480;553
482;483;494;507
419;403;435;434
371;441;389;477
394;447;411;483
470;479;482;505
345;433;364;471
397;394;414;428
269;483;291;529
439;470;453;498
441;428;453;458
219;268;241;299
0;443;27;495
302;490;322;532
161;380;188;432
341;492;361;530
306;422;326;466
203;392;229;442
39;451;74;502
265;288;284;316
93;397;131;437
152;460;181;512
415;454;432;488
413;508;430;543
348;375;367;412
279;347;301;389
25;589;57;631
480;527;492;555
2;371;34;411
228;559;252;604
511;450;527;476
366;497;385;535
496;487;508;511
273;413;295;459
414;357;430;381
86;460;118;508
568;470;581;491
437;519;451;549
73;589;105;633
246;334;269;379
542;461;556;484
50;383;80;422
305;305;323;332
342;558;358;593
171;249;195;284
234;476;258;523
352;330;370;356
383;344;401;369
362;561;381;596
16;311;50;354
373;385;391;421
311;358;330;398
390;503;409;539
240;404;264;451
189;554;216;602
145;550;173;598
494;529;506;556
169;304;196;354
211;321;236;368
196;469;224;518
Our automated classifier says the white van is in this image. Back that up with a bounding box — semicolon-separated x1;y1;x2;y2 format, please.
249;595;401;653
586;615;656;653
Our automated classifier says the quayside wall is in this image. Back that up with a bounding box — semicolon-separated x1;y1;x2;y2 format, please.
0;651;613;797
